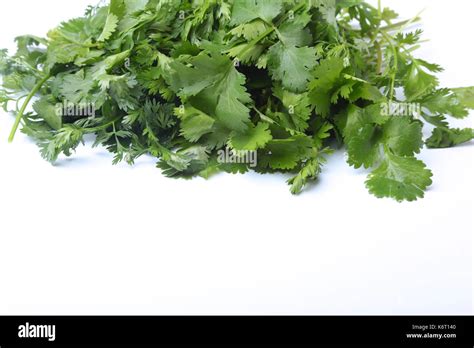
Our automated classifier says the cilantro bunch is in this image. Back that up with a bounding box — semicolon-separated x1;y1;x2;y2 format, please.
1;0;473;201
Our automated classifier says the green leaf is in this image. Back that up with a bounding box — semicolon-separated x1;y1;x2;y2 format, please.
382;117;423;156
229;122;272;150
267;43;317;93
228;19;269;41
212;65;252;131
38;125;84;163
404;60;439;101
426;127;474;148
158;146;209;178
90;50;131;81
109;75;139;111
273;86;311;132
124;0;149;14
339;104;387;140
109;0;126;19
312;0;337;28
347;124;382;169
169;52;252;132
308;57;346;116
452;86;474;109
278;19;312;47
344;108;422;168
46;18;92;66
366;151;433;202
57;69;96;104
33;98;62;130
97;14;119;42
176;105;215;142
287;148;330;194
421;89;469;119
259;135;313;170
230;0;283;25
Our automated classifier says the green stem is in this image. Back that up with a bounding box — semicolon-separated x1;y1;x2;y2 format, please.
375;41;382;74
379;17;421;32
380;30;398;101
8;73;51;143
356;17;421;34
236;26;274;58
84;117;121;133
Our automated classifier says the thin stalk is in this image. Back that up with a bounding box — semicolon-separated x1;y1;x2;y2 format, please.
375;41;382;74
84;117;122;133
379;17;421;32
380;30;398;101
355;17;421;34
8;73;50;143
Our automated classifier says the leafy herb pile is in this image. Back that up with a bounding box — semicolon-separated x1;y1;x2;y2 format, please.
1;0;473;201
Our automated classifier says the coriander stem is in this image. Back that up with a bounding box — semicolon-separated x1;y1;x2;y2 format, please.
8;73;51;143
379;17;421;32
356;18;421;34
380;30;398;101
375;41;382;74
83;117;122;133
236;26;274;58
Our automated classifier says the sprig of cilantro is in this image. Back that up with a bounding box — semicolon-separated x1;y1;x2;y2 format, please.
1;0;473;201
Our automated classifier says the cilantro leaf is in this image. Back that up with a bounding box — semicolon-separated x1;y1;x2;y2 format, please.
404;59;439;101
176;105;215;142
426;127;474;148
287;148;331;194
229;122;272;150
382;117;423;156
366;151;433;202
268;43;317;93
230;0;283;25
169;52;252;132
33;97;62;130
259;135;313;170
308;57;346;116
452;87;474;109
421;88;469;119
97;14;119;42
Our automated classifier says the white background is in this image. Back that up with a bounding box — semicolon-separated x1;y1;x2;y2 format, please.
0;0;472;315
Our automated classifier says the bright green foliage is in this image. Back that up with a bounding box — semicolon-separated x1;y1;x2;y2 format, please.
33;97;62;130
230;0;283;25
176;105;215;142
229;122;272;150
366;152;433;202
97;14;118;42
1;0;473;201
268;44;317;92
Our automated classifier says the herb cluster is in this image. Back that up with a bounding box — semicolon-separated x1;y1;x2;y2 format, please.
1;0;473;201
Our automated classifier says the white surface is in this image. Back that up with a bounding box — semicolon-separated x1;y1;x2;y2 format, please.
0;0;473;315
